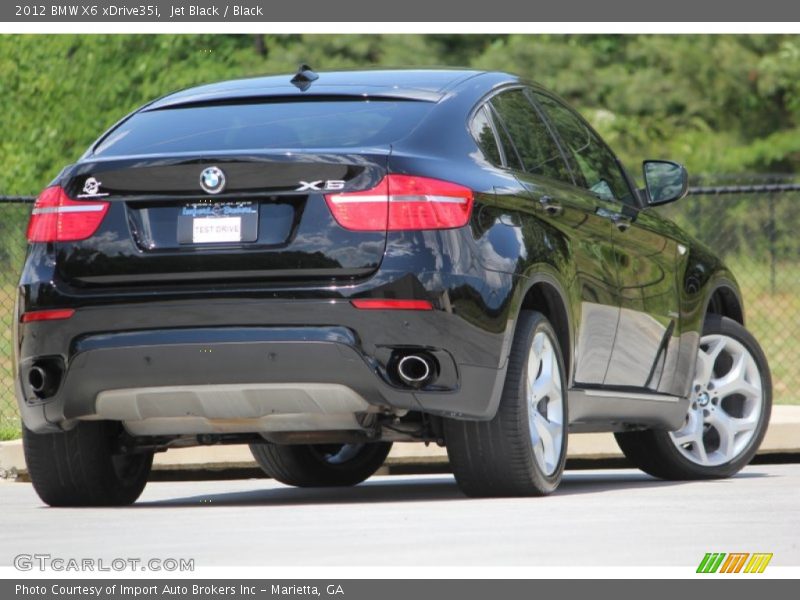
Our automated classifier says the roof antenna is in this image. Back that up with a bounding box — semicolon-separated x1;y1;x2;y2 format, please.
291;64;319;91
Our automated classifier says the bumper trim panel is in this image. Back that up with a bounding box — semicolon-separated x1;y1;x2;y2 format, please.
95;382;371;436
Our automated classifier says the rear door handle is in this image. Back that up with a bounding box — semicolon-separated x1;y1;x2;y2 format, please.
610;213;632;232
539;195;563;216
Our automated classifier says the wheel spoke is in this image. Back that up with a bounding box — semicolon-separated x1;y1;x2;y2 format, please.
693;436;710;465
539;347;554;389
527;354;541;396
670;427;697;446
533;411;558;470
711;351;744;394
530;369;551;402
670;410;711;464
671;412;702;446
532;330;545;356
537;408;562;439
695;337;725;384
324;443;364;465
714;370;761;400
709;411;738;461
731;412;759;434
526;331;564;476
532;439;546;469
533;412;551;447
529;340;557;403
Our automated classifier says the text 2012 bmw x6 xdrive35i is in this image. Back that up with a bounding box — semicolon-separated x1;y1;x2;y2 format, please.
16;68;772;505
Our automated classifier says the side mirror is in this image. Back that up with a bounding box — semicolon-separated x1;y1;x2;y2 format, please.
642;160;688;206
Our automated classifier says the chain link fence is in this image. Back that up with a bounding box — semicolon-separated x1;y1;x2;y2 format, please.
0;199;33;439
1;177;798;439
658;175;800;410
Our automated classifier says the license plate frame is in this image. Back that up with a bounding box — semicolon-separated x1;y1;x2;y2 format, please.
177;201;259;244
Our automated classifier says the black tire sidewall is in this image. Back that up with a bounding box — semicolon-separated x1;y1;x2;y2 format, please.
504;312;569;492
23;421;153;506
249;441;392;487
302;442;393;483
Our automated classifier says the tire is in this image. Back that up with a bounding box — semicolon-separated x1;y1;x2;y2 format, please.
249;441;393;487
444;310;568;497
23;421;153;507
615;315;772;480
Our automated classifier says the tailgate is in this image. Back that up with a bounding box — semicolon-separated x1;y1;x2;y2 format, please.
56;152;389;286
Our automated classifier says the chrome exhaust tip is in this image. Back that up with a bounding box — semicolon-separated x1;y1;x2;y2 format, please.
397;354;434;388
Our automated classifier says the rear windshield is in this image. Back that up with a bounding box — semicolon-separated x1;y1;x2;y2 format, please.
93;99;433;156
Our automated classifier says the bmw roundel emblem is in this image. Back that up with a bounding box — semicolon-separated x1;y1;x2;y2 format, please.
199;166;226;195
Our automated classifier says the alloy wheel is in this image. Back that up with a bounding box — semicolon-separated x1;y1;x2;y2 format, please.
669;334;764;466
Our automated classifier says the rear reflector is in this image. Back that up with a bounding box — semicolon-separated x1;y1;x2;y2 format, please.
325;174;473;231
351;299;433;311
27;186;109;242
21;309;76;323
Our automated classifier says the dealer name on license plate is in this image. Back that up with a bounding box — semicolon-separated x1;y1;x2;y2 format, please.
177;201;259;244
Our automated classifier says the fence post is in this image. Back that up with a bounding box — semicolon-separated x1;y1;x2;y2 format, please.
768;194;777;296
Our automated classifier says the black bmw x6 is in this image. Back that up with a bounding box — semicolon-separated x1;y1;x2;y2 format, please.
16;68;771;505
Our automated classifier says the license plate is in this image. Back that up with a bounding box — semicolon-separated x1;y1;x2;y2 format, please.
178;202;258;244
192;217;242;243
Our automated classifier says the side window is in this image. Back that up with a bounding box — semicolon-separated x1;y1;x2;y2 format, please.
488;105;523;172
489;89;572;184
533;93;635;205
468;106;503;167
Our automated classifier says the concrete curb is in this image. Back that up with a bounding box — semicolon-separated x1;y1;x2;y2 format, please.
2;405;799;479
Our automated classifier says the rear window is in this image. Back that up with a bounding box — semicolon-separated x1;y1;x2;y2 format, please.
93;99;433;156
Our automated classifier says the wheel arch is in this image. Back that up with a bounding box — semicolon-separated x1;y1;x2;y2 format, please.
516;273;574;383
703;279;745;326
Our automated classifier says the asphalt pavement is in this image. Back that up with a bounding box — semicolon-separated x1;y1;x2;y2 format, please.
1;465;798;567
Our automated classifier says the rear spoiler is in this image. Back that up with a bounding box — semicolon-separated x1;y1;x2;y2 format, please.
146;89;443;112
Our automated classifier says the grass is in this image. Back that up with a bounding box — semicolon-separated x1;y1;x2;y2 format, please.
725;257;800;405
0;418;20;441
0;281;20;440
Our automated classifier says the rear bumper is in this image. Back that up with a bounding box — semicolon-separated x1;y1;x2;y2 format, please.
16;299;509;434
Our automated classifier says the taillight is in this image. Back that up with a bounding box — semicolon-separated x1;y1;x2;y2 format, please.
21;309;75;323
351;299;433;310
26;186;109;242
324;174;473;231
